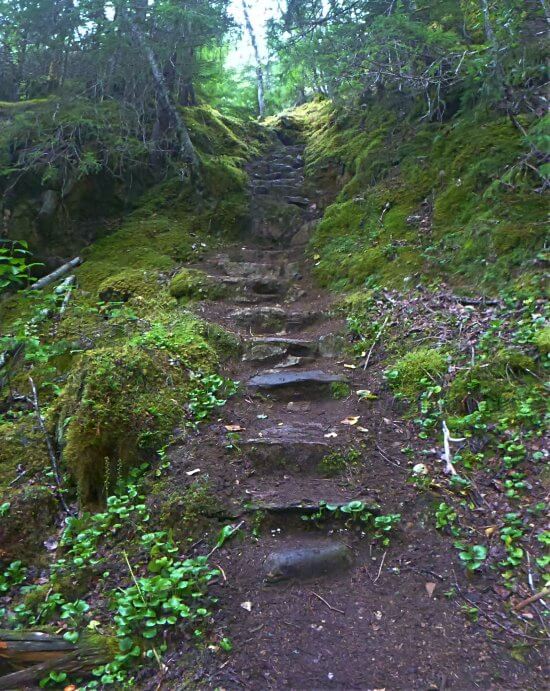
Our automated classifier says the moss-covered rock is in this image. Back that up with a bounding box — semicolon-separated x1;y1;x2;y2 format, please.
57;318;219;508
296;99;546;293
387;348;447;400
446;349;538;416
169;268;225;301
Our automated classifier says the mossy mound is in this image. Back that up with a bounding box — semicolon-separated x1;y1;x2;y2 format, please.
296;99;546;293
58;317;219;508
0;485;58;564
169;268;225;301
446;349;539;417
98;269;162;303
387;348;447;400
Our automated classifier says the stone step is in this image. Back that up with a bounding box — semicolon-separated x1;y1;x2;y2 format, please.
263;541;353;584
285;195;310;208
243;336;318;363
253;170;304;182
211;275;289;297
242;422;331;473
247;369;347;400
252;184;302;198
230;306;322;334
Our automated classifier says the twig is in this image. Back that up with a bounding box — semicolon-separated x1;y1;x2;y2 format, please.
213;563;227;582
363;314;390;370
373;551;387;583
514;587;550;613
441;421;464;475
453;576;548;642
29;377;71;514
375;442;408;472
310;591;344;614
207;521;245;558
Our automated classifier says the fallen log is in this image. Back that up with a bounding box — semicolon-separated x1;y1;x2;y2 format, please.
30;257;82;291
0;629;116;689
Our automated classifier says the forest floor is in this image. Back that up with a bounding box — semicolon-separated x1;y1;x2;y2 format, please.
149;140;547;690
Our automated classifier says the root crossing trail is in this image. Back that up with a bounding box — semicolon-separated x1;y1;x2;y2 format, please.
165;138;543;690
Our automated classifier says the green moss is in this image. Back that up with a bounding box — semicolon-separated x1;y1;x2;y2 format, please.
388;348;447;400
299;99;545;294
0;417;49;491
58;316;219;508
446;349;538;415
318;448;362;477
169;268;225;301
331;381;352;400
98;269;162;303
156;477;222;544
533;324;550;354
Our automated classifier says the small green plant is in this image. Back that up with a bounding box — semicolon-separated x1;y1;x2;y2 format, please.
0;560;27;594
435;502;459;535
302;501;400;544
318;448;361;476
0;240;42;293
454;543;487;571
187;373;238;423
330;381;351;400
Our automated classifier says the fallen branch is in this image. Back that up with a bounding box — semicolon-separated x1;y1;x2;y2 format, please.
514;587;550;613
29;377;71;514
0;630;115;690
441;421;464;475
31;257;82;291
58;275;76;317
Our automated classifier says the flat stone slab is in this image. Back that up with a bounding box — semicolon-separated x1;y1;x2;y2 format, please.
264;541;353;583
247;369;347;399
244;337;318;362
243;423;330;472
231;307;321;334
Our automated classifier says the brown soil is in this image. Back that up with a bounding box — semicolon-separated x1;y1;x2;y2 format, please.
158;140;546;690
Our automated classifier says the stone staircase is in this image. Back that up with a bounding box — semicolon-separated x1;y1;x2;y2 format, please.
165;134;536;691
185;140;378;580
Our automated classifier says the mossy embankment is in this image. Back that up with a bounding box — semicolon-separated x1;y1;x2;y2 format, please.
289;99;547;294
0;104;265;548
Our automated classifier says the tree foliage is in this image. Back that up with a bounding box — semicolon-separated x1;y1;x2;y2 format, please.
267;0;548;119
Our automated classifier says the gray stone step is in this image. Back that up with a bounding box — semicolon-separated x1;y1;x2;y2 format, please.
247;369;347;400
285;195;310;208
243;423;331;473
253;184;302;198
264;541;353;584
253;171;304;183
243;337;318;364
213;275;288;296
230;306;322;334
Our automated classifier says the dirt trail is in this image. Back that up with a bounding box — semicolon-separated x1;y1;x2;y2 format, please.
166;138;543;690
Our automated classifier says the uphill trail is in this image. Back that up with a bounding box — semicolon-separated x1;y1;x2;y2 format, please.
163;135;543;690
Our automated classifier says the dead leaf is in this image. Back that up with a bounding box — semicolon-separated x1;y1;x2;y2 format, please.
225;425;243;432
485;526;496;537
240;601;253;612
186;469;201;476
425;582;436;597
343;363;357;369
324;432;338;438
357;426;370;433
341;416;360;426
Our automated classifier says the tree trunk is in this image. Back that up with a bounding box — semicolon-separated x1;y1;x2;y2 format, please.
242;0;266;118
124;12;199;171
